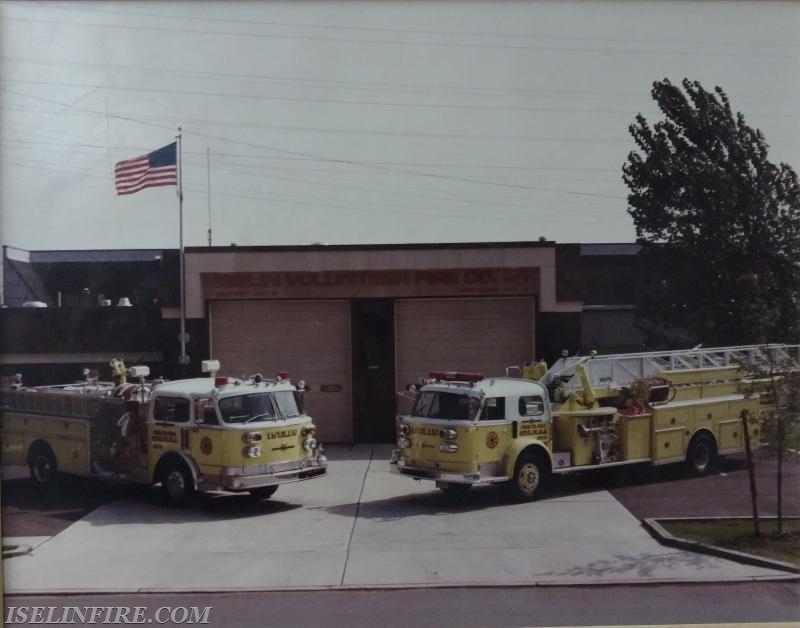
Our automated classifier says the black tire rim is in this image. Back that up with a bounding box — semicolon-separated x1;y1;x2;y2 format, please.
31;454;53;483
165;469;187;501
692;441;711;472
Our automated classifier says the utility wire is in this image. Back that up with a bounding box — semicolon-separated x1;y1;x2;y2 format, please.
0;137;621;172
4;16;799;59
7;55;797;103
35;3;800;49
0;87;624;200
1;78;651;117
2;156;630;227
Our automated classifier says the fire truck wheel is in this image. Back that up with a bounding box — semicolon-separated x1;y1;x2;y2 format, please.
439;483;472;498
247;486;279;500
687;434;716;475
160;462;196;506
28;443;57;488
510;452;547;502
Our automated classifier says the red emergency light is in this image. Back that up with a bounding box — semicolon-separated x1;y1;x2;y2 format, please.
215;376;230;386
429;370;484;383
276;371;290;381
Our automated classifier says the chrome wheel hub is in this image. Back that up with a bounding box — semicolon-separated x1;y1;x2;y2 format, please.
519;463;539;493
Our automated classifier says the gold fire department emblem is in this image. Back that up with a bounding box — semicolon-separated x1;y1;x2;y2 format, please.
486;431;499;449
200;437;213;455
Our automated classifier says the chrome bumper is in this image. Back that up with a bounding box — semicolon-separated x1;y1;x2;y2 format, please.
203;455;328;491
389;457;480;484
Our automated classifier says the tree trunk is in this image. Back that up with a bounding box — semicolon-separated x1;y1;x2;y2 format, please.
777;420;784;535
741;409;760;538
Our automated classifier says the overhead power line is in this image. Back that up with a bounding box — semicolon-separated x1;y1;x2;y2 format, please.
0;137;620;172
36;3;800;50
2;77;648;117
0;87;625;201
6;55;798;103
2;156;629;228
5;16;799;59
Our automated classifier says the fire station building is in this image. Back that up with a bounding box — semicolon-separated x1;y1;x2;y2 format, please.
182;242;583;442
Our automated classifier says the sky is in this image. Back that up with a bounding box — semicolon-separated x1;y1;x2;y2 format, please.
1;1;798;250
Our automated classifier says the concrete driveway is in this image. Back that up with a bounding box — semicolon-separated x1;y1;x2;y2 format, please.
3;445;792;593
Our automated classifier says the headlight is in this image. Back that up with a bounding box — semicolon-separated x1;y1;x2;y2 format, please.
242;445;262;458
242;432;263;444
439;428;458;441
438;442;459;453
398;424;409;436
302;424;316;436
303;437;318;451
397;436;411;448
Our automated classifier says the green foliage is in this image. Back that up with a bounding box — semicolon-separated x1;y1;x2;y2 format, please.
739;345;800;532
741;348;800;459
623;79;800;345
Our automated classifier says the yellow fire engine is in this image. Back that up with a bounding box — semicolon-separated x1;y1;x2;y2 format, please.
390;344;799;500
1;359;327;505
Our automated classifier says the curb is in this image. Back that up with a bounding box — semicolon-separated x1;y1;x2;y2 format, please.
2;544;33;559
6;573;800;596
643;517;800;574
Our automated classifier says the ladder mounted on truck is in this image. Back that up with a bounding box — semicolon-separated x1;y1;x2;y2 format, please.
540;344;800;393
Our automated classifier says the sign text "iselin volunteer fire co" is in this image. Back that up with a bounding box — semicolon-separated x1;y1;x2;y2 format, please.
204;267;539;299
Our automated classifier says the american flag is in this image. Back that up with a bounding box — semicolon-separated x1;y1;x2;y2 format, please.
114;142;178;195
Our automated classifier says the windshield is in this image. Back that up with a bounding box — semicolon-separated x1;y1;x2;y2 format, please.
274;390;301;418
217;393;277;424
412;391;478;421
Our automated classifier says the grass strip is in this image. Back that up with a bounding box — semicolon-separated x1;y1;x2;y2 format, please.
661;518;800;566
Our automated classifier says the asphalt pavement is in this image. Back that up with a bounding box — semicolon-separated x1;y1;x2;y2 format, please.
5;582;800;627
2;446;796;594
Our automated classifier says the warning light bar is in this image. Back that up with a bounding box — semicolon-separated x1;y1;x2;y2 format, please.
428;371;485;383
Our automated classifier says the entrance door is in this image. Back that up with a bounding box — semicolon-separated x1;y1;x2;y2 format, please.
352;299;396;443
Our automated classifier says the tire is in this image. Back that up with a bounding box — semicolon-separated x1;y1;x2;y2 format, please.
687;434;716;475
509;452;548;502
247;485;279;500
159;461;196;506
28;443;58;488
439;483;472;498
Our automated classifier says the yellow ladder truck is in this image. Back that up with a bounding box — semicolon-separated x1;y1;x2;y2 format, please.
390;344;799;500
1;360;327;505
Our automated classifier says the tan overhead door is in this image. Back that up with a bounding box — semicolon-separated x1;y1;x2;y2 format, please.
209;300;352;442
395;297;535;390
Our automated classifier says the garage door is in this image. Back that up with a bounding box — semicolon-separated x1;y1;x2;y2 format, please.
395;297;535;390
209;300;352;442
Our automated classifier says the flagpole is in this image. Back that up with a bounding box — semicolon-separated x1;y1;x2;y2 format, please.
177;128;188;371
207;147;213;246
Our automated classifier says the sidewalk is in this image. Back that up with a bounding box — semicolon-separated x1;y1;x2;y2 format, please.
3;445;793;594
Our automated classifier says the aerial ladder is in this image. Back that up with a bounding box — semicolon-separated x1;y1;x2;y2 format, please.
534;344;800;404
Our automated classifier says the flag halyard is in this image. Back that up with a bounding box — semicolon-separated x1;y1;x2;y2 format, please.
115;142;178;195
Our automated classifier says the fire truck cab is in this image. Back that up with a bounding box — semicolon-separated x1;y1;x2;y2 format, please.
391;372;554;500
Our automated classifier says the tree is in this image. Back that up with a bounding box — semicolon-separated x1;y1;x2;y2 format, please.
622;78;800;346
740;346;800;537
